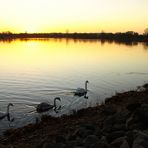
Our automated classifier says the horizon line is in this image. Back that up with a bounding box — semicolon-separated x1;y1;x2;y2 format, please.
0;31;145;35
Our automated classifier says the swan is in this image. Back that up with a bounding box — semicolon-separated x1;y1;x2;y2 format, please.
74;80;89;98
36;97;61;113
0;103;14;121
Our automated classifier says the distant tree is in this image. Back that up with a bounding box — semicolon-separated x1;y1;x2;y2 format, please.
144;28;148;35
125;31;138;36
2;31;12;34
126;31;134;35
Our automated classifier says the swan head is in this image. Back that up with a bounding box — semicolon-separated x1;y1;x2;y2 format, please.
85;80;89;84
54;97;61;101
8;103;14;107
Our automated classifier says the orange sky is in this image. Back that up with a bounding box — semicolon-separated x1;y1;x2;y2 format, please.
0;0;147;33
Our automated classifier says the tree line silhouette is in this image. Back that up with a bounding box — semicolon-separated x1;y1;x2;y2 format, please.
0;30;148;43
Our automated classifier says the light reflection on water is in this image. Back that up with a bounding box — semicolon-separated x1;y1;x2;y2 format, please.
0;39;148;133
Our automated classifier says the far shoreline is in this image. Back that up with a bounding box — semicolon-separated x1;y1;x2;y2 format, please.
0;32;148;43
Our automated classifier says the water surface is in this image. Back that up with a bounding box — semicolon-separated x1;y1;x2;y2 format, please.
0;39;148;133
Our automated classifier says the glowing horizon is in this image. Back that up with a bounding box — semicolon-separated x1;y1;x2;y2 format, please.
0;0;147;34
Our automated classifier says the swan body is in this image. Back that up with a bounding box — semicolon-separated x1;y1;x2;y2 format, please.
0;103;13;121
36;97;61;113
74;80;89;97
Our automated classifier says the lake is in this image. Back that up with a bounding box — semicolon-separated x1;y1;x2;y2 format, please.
0;39;148;133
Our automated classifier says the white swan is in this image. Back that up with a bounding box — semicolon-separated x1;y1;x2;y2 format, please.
0;103;14;121
36;97;61;113
74;80;89;97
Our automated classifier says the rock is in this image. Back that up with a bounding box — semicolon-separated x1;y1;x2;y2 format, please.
113;124;126;131
65;141;76;148
126;131;134;148
103;112;128;133
135;105;148;125
102;115;117;133
83;135;99;147
54;143;66;148
106;131;125;143
42;142;54;148
74;127;88;138
68;134;77;141
143;84;148;89
132;130;148;148
137;86;145;92
111;137;126;148
126;115;137;130
126;102;141;112
100;136;107;142
101;105;117;115
120;140;129;148
92;141;111;148
95;128;102;139
0;145;6;148
141;104;148;107
75;128;94;138
80;124;96;131
74;126;95;139
76;138;84;146
126;112;145;130
56;135;66;143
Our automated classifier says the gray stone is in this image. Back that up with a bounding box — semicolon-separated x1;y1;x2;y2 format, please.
54;143;65;148
56;135;66;143
42;142;54;148
135;106;148;124
101;105;117;115
103;112;128;133
95;128;102;139
111;136;126;148
92;141;111;148
0;145;6;148
126;103;141;112
74;127;94;139
120;140;130;148
74;128;87;138
132;130;148;148
113;124;126;131
76;138;84;146
143;84;148;89
80;124;96;131
106;131;125;143
84;135;99;147
126;113;142;130
65;141;76;148
126;131;134;148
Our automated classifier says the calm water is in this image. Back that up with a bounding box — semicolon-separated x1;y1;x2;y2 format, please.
0;39;148;133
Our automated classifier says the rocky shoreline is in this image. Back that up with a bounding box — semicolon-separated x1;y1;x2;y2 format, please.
0;84;148;148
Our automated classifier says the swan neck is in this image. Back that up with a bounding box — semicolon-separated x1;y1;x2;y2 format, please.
54;98;57;109
7;105;10;114
85;82;88;92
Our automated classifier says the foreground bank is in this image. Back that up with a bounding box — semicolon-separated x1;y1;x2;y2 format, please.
0;84;148;148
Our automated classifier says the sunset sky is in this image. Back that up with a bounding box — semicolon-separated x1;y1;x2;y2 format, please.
0;0;147;33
